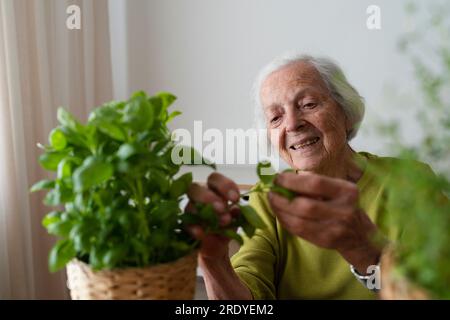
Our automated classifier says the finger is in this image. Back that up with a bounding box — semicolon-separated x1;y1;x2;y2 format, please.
186;225;206;240
217;205;241;227
219;213;232;226
185;201;231;227
273;209;344;249
187;183;227;213
273;208;320;238
207;172;240;203
186;224;232;250
275;171;359;204
217;203;242;227
268;191;336;221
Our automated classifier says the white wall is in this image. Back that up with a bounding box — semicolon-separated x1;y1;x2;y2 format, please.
108;0;433;184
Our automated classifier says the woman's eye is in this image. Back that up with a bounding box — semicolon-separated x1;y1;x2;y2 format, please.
303;102;317;109
270;116;281;123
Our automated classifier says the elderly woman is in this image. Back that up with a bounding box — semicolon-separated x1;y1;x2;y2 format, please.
186;53;399;299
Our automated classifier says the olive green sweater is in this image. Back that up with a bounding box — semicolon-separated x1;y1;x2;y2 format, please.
230;152;417;299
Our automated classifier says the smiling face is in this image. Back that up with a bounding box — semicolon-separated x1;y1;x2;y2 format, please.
260;61;351;173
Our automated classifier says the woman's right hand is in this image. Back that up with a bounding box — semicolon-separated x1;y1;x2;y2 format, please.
185;172;241;261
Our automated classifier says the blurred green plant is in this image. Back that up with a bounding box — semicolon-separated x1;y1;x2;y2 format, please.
372;1;450;299
31;91;265;272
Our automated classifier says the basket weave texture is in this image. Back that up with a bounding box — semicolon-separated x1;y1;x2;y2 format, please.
380;248;429;300
66;250;198;300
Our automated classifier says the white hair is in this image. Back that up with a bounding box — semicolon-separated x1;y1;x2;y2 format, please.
252;53;365;140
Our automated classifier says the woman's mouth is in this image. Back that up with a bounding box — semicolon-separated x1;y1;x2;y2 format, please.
289;137;320;150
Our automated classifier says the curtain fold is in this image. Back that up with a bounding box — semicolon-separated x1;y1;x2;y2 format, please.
0;0;113;299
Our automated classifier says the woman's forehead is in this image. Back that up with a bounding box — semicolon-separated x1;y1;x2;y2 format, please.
261;62;327;96
261;62;328;105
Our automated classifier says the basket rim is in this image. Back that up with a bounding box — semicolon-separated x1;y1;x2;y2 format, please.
67;249;198;273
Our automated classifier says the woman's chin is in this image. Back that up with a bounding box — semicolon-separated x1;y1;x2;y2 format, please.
291;155;323;172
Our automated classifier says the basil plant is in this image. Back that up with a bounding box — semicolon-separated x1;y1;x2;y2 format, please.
31;91;265;272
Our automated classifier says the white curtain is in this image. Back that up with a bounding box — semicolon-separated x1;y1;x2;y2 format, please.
0;0;113;299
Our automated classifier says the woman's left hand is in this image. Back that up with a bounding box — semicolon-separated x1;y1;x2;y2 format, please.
268;171;383;275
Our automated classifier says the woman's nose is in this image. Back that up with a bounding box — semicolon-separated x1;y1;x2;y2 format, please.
285;109;306;132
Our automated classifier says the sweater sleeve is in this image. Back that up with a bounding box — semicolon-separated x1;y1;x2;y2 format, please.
230;187;280;300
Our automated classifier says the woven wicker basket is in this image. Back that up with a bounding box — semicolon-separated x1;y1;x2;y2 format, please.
380;248;429;300
66;250;198;300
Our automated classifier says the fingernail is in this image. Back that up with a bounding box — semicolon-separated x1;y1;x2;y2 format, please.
227;190;239;202
213;201;225;212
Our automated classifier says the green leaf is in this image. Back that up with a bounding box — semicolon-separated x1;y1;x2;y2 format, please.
96;121;126;141
117;143;139;160
88;105;126;141
89;247;105;270
116;160;131;173
257;161;276;184
241;220;256;238
46;220;73;237
150;229;170;247
84;124;99;151
73;156;113;192
170;241;191;253
166;110;182;123
222;229;243;245
88;103;121;122
169;172;193;198
57;108;83;133
44;188;61;206
151;200;180;223
42;211;62;228
123;92;154;132
49;128;67;150
239;205;266;229
180;212;203;225
59;126;87;148
148;96;163;120
57;158;72;180
69;224;88;252
158;92;177;109
102;246;126;268
30;179;55;192
58;180;74;203
104;100;126;111
271;184;296;201
39;151;67;171
48;239;76;272
150;169;170;194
